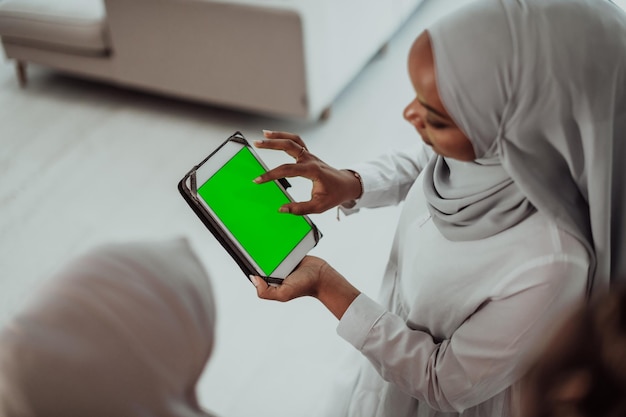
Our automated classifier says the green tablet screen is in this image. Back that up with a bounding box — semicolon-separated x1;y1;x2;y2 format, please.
197;146;312;276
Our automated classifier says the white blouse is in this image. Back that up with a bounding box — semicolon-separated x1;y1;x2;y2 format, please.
333;143;589;417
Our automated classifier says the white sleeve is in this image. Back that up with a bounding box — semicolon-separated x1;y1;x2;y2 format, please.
343;142;434;211
336;257;587;413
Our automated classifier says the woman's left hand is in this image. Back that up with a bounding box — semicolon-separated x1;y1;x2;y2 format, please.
251;256;361;320
251;256;329;301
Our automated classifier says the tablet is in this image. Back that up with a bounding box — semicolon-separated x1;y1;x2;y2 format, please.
178;131;322;285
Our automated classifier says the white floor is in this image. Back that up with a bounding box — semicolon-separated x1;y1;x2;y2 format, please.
0;1;473;416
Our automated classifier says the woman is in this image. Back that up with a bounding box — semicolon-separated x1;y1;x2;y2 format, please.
0;238;218;417
250;0;626;416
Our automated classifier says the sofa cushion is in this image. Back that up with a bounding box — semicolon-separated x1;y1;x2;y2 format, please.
0;0;110;55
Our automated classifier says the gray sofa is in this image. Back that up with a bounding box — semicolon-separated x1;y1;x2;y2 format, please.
0;0;424;120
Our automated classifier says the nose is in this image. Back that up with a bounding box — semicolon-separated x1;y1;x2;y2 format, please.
403;98;426;130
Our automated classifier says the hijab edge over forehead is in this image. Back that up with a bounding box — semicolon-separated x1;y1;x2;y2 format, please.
427;0;514;159
421;0;536;244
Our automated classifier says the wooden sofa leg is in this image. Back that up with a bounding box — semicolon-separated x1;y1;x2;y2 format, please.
375;42;389;59
319;106;332;121
16;61;27;88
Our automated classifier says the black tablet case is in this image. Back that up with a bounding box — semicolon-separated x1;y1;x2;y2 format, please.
178;131;322;285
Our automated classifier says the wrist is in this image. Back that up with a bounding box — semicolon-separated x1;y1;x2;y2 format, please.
341;169;364;202
316;263;360;320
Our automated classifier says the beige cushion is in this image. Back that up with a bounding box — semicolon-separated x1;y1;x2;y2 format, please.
0;0;110;55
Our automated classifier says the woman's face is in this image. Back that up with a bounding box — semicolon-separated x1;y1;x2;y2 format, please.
404;32;476;161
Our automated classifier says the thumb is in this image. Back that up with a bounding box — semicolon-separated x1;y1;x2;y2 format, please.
250;275;272;299
279;200;321;215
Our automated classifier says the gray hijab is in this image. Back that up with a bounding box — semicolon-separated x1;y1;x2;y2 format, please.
0;238;218;417
424;0;626;295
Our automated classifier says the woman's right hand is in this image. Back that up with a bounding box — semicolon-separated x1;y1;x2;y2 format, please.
253;130;363;215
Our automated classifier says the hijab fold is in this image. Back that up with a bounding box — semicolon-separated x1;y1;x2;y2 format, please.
423;155;536;241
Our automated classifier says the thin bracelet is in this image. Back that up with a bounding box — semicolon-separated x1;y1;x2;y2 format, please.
336;169;364;222
344;169;364;200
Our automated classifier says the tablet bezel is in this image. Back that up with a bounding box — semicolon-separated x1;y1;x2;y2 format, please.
189;137;318;280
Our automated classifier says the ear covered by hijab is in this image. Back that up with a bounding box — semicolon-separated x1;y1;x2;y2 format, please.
0;238;218;417
426;0;626;296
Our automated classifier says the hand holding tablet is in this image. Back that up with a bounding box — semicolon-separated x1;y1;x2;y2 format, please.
253;130;364;215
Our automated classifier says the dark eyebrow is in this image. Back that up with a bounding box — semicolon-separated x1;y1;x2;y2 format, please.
418;98;452;121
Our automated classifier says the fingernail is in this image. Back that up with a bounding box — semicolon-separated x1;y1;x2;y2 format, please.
253;177;261;183
250;275;259;287
279;206;290;213
262;129;273;135
253;140;264;146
